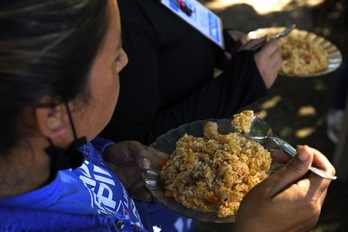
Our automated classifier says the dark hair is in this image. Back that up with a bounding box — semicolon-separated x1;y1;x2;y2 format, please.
0;0;109;152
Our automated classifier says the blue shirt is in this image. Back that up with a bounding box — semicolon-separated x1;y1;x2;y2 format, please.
0;137;145;231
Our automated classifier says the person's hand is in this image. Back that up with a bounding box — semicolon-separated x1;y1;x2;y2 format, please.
102;140;152;202
233;145;336;232
222;30;249;61
239;38;282;89
225;29;248;49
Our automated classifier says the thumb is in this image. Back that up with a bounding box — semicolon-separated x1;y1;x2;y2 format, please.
267;145;313;195
285;145;314;176
124;141;151;169
240;37;267;50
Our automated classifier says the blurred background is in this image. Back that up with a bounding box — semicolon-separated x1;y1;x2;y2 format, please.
195;0;348;231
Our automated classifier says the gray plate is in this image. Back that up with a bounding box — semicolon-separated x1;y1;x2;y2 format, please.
144;119;279;223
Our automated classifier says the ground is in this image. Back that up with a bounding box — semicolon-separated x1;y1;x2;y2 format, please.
195;1;348;231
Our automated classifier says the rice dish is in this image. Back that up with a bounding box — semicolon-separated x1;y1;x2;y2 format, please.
160;113;271;218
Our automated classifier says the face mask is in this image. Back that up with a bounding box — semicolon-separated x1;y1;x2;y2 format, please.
44;101;86;175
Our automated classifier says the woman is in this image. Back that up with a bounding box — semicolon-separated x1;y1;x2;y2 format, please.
0;0;146;230
100;0;282;146
0;0;335;231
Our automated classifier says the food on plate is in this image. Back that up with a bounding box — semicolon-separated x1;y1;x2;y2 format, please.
231;110;254;134
278;34;328;75
248;28;331;76
159;112;271;218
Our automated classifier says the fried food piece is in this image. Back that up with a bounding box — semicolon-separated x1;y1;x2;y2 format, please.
232;110;254;134
203;121;219;139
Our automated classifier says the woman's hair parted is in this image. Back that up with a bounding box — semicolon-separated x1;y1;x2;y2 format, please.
0;0;109;152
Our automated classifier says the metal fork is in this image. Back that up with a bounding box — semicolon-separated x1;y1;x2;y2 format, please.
252;24;296;52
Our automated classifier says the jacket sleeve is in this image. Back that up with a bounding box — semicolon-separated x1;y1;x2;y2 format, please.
147;50;267;143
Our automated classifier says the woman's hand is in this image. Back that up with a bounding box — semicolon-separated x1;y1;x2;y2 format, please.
233;145;336;232
102;140;152;202
239;38;282;89
225;30;248;48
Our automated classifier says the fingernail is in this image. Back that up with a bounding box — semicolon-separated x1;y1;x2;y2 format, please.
297;145;309;161
260;36;267;42
139;158;150;169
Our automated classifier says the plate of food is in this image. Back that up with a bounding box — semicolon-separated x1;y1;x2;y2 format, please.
144;112;280;223
247;27;342;77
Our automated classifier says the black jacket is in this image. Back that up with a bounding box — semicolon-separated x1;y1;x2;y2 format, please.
100;0;267;145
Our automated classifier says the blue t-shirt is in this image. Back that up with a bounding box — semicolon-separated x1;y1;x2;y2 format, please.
0;137;144;231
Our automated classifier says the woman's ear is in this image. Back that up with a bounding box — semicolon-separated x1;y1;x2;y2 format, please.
35;104;68;139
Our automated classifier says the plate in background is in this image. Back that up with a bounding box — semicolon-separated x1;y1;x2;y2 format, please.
248;27;342;77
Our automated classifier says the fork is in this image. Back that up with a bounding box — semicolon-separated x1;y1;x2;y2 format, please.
252;24;296;52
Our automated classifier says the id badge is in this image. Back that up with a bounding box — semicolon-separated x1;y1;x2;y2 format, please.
161;0;225;49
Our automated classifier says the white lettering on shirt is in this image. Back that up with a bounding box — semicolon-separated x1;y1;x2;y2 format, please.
78;161;131;215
